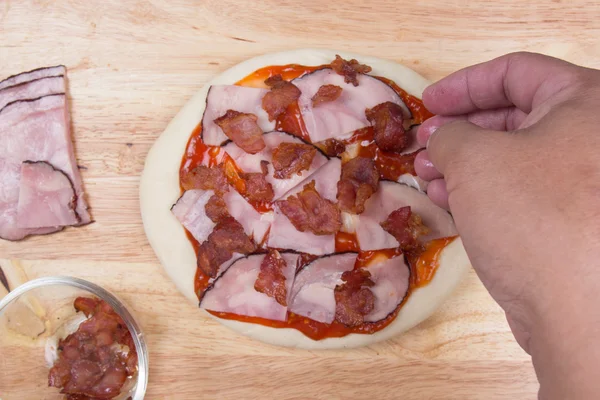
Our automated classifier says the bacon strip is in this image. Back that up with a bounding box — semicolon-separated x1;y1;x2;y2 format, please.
330;55;372;87
214;110;265;154
366;101;409;153
254;250;288;306
181;164;228;193
334;269;375;327
380;206;430;250
262;74;301;121
337;157;379;214
311;84;343;107
276;180;341;235
272;142;317;179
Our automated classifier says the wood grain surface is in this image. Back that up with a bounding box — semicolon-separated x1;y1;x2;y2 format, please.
1;0;599;398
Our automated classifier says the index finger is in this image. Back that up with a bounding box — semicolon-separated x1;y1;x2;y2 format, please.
422;52;580;115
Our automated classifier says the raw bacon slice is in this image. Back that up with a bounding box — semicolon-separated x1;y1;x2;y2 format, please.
171;190;216;244
289;253;358;323
293;68;410;143
222;131;328;200
354;181;457;251
364;254;410;322
201;252;299;321
16;161;79;228
0;94;90;240
201;85;275;146
0;65;65;91
0;75;65;110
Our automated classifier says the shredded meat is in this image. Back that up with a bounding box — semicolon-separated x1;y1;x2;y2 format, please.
205;194;230;223
337;157;379;214
197;217;256;278
315;138;346;157
366;102;409;153
262;74;301;121
334;269;375;327
311;84;343;107
330;55;372;87
48;297;137;400
214;110;265;154
181;164;229;193
272;142;317;179
276;180;341;235
380;206;430;250
254;250;288;306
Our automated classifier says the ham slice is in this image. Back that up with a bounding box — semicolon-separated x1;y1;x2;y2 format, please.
16;161;79;228
222;189;272;244
293;69;410;143
354;181;457;251
0;65;66;91
0;94;90;240
222;131;328;200
363;255;410;322
0;76;65;110
171;189;216;244
201;85;275;146
289;253;358;323
200;252;299;321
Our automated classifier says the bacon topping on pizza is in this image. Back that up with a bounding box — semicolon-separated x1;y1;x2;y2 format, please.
241;161;275;202
380;206;430;250
330;55;372;87
254;250;288;306
272;142;317;179
214;110;266;154
334;269;375;327
197;217;256;278
311;84;343;107
337;157;379;214
205;194;230;223
262;74;302;121
181;164;229;193
276;180;341;235
366;101;409;153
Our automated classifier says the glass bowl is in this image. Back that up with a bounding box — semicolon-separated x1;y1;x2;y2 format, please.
0;276;148;400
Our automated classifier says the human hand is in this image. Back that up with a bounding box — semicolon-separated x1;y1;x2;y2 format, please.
415;53;600;399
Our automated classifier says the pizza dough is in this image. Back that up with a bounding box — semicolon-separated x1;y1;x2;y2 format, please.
140;49;471;349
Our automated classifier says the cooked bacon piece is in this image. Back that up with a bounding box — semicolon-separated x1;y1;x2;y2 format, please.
197;218;256;278
214;110;265;154
254;250;288;306
366;101;409;152
205;194;230;223
181;164;228;193
315;138;346;157
311;84;343;107
272;142;317;179
241;161;275;203
48;297;137;399
276;181;341;235
330;55;372;87
380;206;430;250
296;253;319;274
334;269;375;327
262;74;302;121
337;157;379;214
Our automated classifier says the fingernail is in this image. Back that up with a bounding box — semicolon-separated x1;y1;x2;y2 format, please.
425;125;437;148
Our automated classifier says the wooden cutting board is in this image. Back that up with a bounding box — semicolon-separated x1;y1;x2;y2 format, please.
1;1;598;398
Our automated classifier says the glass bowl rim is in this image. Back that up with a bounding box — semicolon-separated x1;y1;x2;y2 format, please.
0;275;148;400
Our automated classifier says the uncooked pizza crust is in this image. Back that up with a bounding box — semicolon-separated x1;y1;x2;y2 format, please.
140;49;471;349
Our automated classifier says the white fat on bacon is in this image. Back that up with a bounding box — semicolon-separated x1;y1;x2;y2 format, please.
171;189;216;244
293;68;410;143
201;85;275;146
200;253;299;321
354;181;457;251
0;75;65;110
364;255;410;322
16;161;79;228
289;253;357;324
222;131;328;200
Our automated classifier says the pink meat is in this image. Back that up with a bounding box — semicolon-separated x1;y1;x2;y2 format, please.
0;76;65;110
16;161;79;228
293;69;411;143
171;189;216;244
202;85;275;146
0;94;90;240
200;252;299;321
222;189;272;244
0;65;66;91
289;253;358;323
363;255;410;322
